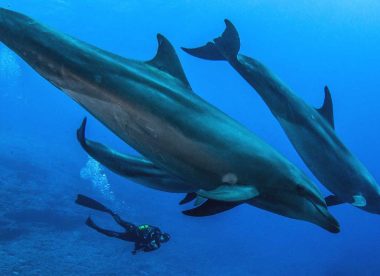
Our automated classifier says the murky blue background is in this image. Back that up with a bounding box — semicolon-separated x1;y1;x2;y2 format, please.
1;1;379;275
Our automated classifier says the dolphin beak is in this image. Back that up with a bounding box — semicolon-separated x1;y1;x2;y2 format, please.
313;202;340;233
299;186;340;232
0;8;30;57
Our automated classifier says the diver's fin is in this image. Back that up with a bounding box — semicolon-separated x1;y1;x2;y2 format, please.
75;194;112;214
147;34;191;88
179;192;197;205
198;185;259;202
182;199;243;217
352;195;367;207
317;86;335;129
182;19;240;61
325;195;345;207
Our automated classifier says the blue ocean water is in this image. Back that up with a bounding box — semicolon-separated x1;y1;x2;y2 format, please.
0;0;379;275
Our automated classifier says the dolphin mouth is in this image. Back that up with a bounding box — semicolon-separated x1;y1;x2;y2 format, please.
312;202;340;234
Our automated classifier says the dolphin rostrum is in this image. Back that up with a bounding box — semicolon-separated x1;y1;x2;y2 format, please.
183;20;380;214
0;9;339;232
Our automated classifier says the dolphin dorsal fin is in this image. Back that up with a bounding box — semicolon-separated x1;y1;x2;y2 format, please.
317;86;335;129
147;34;191;89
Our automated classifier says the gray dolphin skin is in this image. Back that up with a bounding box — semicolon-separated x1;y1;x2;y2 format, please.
0;8;339;232
183;20;380;214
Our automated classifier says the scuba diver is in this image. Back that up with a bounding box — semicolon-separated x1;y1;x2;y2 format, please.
75;194;170;254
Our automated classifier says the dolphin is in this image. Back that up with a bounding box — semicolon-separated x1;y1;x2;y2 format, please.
0;8;339;232
183;20;380;214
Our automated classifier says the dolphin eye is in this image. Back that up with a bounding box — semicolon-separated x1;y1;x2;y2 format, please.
296;185;305;193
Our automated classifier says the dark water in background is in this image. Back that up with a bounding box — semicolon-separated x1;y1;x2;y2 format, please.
0;1;380;275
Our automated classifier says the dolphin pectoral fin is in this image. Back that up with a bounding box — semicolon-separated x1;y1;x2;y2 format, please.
146;34;191;89
327;194;367;208
182;199;243;217
182;19;240;62
317;86;335;129
352;195;367;207
179;192;197;205
198;185;259;202
325;195;345;206
76;118;193;193
194;196;207;207
178;193;207;206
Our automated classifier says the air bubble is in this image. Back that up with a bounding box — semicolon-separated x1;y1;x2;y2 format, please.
0;46;21;83
80;156;115;200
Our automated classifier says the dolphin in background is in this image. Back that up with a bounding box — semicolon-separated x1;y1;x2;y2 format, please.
183;20;380;214
0;8;339;232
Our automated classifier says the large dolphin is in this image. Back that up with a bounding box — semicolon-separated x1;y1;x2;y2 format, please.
183;20;380;214
0;8;339;232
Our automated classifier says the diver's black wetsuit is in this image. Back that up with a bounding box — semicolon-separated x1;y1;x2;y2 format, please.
86;213;163;254
75;194;170;254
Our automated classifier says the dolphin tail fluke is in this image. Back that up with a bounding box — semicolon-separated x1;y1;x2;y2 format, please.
182;199;243;217
213;19;241;60
182;19;240;62
182;42;225;61
75;194;113;214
